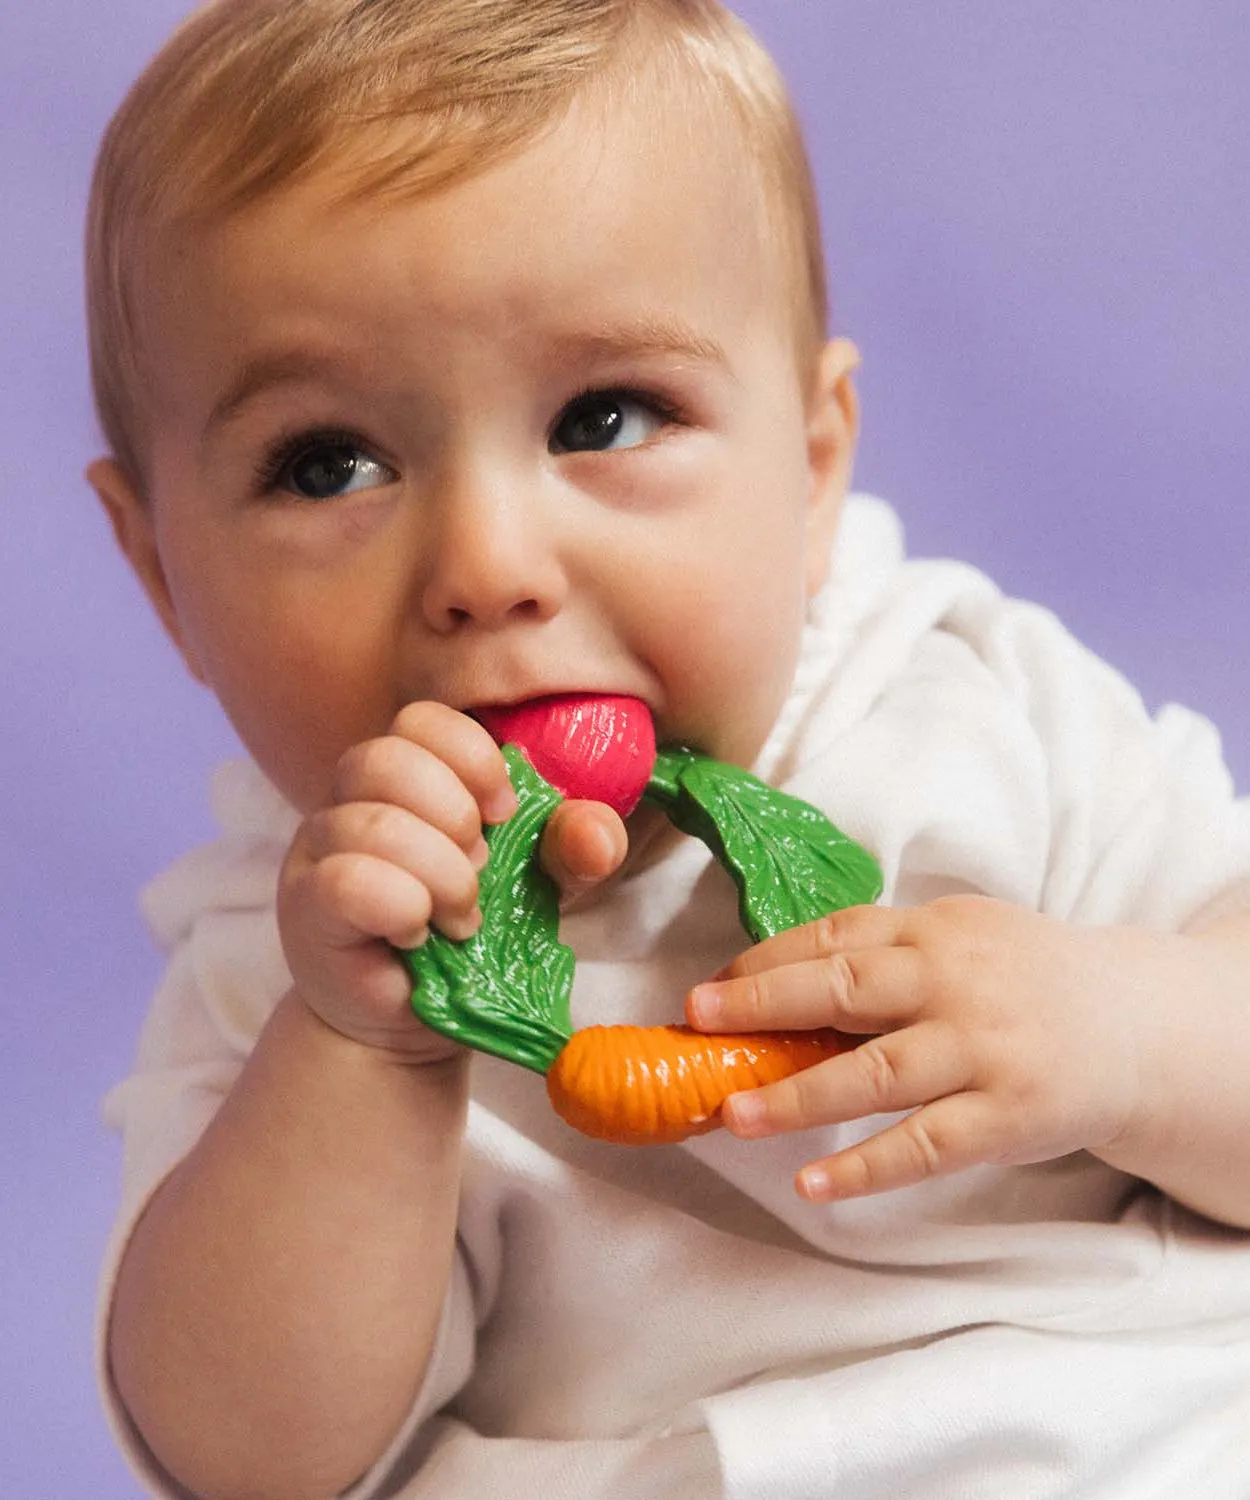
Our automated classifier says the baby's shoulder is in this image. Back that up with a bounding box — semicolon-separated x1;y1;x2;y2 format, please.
826;495;1150;731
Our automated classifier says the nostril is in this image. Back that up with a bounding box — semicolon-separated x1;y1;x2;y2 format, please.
439;597;544;630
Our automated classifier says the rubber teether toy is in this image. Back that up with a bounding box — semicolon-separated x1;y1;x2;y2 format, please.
402;694;882;1144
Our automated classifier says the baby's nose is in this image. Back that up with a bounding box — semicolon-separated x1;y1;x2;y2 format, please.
418;471;568;633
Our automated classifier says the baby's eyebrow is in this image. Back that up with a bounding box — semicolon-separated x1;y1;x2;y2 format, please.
206;348;341;434
551;316;732;373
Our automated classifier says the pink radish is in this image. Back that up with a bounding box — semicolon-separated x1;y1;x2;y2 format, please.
475;694;656;817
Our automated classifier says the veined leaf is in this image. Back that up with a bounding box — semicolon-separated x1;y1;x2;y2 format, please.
646;747;882;942
402;747;574;1074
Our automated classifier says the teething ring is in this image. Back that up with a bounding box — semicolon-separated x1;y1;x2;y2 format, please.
402;696;881;1144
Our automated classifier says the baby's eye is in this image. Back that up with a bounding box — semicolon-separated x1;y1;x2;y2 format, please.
266;436;396;501
549;391;669;454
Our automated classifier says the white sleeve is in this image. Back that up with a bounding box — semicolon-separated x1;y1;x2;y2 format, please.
96;770;478;1499
947;589;1250;931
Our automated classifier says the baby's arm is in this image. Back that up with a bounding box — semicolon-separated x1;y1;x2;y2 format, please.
689;897;1250;1229
111;987;470;1500
109;704;624;1500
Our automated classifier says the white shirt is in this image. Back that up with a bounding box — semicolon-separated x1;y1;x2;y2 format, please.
99;497;1250;1499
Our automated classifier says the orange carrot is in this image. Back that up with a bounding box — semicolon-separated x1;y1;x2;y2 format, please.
546;1024;847;1145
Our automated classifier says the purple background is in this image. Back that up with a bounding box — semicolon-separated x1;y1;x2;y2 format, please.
3;1;1246;1493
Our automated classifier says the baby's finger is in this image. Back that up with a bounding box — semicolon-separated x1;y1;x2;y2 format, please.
307;805;483;941
722;1022;971;1138
392;701;518;823
303;851;436;952
332;739;489;862
688;944;926;1036
713;904;908;982
539;800;628;898
794;1093;999;1201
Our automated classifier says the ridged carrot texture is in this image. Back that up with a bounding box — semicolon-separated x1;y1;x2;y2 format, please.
402;696;881;1145
547;1025;848;1145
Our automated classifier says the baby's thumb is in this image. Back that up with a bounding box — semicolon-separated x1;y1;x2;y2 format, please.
538;800;628;900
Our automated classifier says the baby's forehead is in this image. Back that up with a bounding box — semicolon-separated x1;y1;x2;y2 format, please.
153;88;772;324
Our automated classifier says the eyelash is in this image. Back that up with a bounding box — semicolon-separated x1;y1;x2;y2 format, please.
553;385;686;442
251;425;382;495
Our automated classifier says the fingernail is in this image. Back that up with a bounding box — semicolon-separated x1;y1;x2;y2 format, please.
573;820;619;879
593;819;625;865
442;909;482;942
469;836;491;870
724;1092;764;1134
688;985;721;1027
482;788;518;824
798;1167;831;1200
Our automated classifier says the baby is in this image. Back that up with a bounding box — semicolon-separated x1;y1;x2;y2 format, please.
87;2;1250;1497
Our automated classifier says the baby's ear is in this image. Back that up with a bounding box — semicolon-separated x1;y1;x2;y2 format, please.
802;337;861;598
86;458;208;684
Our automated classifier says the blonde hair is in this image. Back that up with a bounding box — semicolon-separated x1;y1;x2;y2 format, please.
86;0;828;486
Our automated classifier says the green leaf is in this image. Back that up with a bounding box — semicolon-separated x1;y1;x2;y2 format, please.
646;747;882;942
401;747;574;1074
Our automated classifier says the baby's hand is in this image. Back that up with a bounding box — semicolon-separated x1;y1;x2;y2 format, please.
687;897;1172;1200
278;702;516;1056
278;702;627;1058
